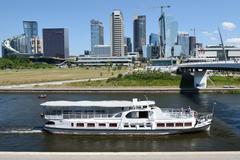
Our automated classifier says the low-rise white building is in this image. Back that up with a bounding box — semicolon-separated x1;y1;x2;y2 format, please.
91;45;111;57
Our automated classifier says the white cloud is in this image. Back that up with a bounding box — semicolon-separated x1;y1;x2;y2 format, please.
222;22;236;31
225;38;240;46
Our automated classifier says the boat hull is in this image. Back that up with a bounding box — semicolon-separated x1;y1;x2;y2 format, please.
43;124;211;135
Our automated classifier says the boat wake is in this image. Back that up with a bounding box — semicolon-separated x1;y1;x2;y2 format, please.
0;128;43;134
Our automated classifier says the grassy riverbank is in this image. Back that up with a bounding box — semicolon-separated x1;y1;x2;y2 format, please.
0;67;127;85
60;72;181;88
208;76;240;87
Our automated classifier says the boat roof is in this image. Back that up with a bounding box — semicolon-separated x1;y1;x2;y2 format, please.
40;100;155;108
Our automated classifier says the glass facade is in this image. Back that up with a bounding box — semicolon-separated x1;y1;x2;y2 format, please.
91;20;104;52
149;33;159;46
124;37;132;52
177;33;189;57
133;15;146;54
159;14;178;58
43;28;69;58
23;21;38;54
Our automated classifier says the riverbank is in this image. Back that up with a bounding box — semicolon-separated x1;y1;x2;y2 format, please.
0;152;239;160
0;87;240;93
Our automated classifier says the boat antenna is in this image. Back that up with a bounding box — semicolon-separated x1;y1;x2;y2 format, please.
144;95;149;101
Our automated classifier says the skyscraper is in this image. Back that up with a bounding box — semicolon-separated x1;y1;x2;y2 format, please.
177;32;190;57
133;15;146;55
43;28;69;58
91;19;104;52
149;33;159;46
23;21;38;54
110;10;124;57
159;14;178;58
124;37;132;53
189;36;196;57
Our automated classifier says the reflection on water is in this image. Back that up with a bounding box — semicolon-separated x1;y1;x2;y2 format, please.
0;92;239;151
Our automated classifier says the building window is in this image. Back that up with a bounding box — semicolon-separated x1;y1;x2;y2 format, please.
109;123;117;127
166;123;174;127
87;123;95;127
175;123;183;127
98;123;106;127
76;123;84;127
157;123;165;127
184;122;192;127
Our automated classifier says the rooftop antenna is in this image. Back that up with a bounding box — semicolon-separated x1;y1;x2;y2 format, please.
218;27;227;61
161;5;171;14
190;28;196;36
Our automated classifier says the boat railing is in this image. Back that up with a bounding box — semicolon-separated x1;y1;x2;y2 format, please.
45;112;116;119
161;108;194;119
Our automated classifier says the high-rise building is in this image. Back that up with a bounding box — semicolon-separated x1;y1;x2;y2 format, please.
91;19;104;52
177;32;189;57
189;36;196;57
110;10;124;57
149;33;159;46
43;28;69;58
159;14;178;58
23;21;38;54
133;15;146;55
124;37;132;53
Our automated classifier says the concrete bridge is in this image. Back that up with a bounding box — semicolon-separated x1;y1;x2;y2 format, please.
177;61;240;89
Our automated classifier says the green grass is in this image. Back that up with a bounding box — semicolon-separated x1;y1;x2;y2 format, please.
0;67;127;85
65;72;181;88
208;76;240;87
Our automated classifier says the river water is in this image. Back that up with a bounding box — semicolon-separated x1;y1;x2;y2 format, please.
0;92;239;151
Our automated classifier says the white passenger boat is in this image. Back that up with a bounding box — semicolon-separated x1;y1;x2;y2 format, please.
40;98;213;135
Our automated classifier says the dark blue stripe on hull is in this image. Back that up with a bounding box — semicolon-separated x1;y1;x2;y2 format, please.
44;125;210;135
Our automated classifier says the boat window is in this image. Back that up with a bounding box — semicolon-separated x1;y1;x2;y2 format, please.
124;123;129;127
157;123;165;127
139;124;144;128
87;123;95;127
46;121;55;125
130;124;136;128
139;111;148;118
114;113;122;118
71;123;74;127
76;123;84;127
126;111;148;119
99;123;106;127
146;123;151;127
166;123;174;127
184;122;192;127
109;123;117;127
175;123;183;127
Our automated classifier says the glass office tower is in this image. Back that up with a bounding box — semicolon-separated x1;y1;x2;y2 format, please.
159;14;178;58
133;15;146;55
177;32;190;57
149;33;160;46
91;19;104;52
23;21;38;54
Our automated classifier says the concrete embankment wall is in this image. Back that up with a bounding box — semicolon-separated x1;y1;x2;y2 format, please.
0;88;239;93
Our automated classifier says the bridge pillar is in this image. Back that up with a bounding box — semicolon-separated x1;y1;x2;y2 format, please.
194;70;208;89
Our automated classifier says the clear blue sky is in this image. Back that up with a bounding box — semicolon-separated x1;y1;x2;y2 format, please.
1;0;240;56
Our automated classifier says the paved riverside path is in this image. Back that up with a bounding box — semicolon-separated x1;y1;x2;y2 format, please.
0;152;239;160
